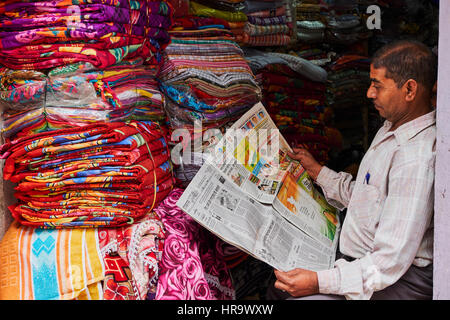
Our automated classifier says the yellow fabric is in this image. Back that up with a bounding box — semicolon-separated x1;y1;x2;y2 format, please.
190;1;248;22
0;221;104;300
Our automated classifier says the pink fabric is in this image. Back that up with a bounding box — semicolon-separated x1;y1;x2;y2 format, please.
154;188;235;300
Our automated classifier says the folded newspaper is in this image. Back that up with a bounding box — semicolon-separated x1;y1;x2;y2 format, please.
176;103;340;272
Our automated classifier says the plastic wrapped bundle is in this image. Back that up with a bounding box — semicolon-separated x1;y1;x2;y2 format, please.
0;121;175;228
0;58;168;140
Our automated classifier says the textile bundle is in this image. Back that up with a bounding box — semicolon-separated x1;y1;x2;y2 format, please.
244;48;340;164
239;0;294;47
326;54;371;147
99;213;166;300
154;188;235;300
0;221;105;300
295;0;371;46
189;0;294;47
0;0;173;70
0;188;236;300
0;121;175;228
159;15;261;187
0;58;169;140
290;0;376;153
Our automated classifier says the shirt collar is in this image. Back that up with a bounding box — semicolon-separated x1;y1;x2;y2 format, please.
384;110;436;145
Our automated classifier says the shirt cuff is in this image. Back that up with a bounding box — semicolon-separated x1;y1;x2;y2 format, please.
315;166;337;187
317;267;341;295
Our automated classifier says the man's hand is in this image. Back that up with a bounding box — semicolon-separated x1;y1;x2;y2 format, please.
274;268;319;298
287;146;323;181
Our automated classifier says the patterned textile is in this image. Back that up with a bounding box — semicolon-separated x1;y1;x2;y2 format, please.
154;188;235;300
102;252;137;300
229;255;273;300
0;0;173;70
244;49;339;164
244;22;290;36
247;15;287;26
229;0;294;47
246;5;286;18
0;221;104;300
99;214;165;300
189;1;248;22
0;57;167;140
160;16;260;187
243;48;328;83
0;121;174;228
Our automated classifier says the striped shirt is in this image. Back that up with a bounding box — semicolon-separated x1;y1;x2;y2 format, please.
315;110;436;300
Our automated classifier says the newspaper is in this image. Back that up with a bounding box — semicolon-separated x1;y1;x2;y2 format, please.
177;103;340;272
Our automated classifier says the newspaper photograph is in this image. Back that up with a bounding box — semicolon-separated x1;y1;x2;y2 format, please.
209;103;293;203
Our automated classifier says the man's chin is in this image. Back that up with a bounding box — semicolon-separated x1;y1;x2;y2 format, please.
374;105;384;116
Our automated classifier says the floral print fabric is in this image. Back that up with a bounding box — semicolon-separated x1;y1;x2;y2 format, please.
154;188;235;300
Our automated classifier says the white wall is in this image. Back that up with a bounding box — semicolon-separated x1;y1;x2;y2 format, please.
434;0;450;300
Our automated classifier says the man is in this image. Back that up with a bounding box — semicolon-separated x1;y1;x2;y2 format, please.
268;40;437;300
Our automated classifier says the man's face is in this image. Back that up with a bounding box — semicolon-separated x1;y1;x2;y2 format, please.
367;65;407;124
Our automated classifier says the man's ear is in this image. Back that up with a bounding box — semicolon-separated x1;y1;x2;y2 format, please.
404;79;418;101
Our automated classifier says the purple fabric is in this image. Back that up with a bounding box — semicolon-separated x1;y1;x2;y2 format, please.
0;4;171;30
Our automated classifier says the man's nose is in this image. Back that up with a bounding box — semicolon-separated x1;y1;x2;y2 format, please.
367;85;376;99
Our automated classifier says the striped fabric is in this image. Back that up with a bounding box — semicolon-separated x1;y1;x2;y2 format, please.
244;22;290;36
0;221;104;300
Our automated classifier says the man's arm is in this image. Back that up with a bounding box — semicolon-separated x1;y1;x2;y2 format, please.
317;157;434;299
289;147;355;210
274;157;434;299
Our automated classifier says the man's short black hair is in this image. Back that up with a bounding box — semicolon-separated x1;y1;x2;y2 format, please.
372;40;437;92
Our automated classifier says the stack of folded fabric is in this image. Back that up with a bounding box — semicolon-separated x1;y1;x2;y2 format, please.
0;58;168;140
0;0;173;70
326;54;371;148
240;0;294;47
324;2;372;46
154;188;235;300
159;15;261;187
296;0;326;44
0;0;175;228
293;1;377;152
244;48;340;164
0;121;174;229
189;0;248;40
